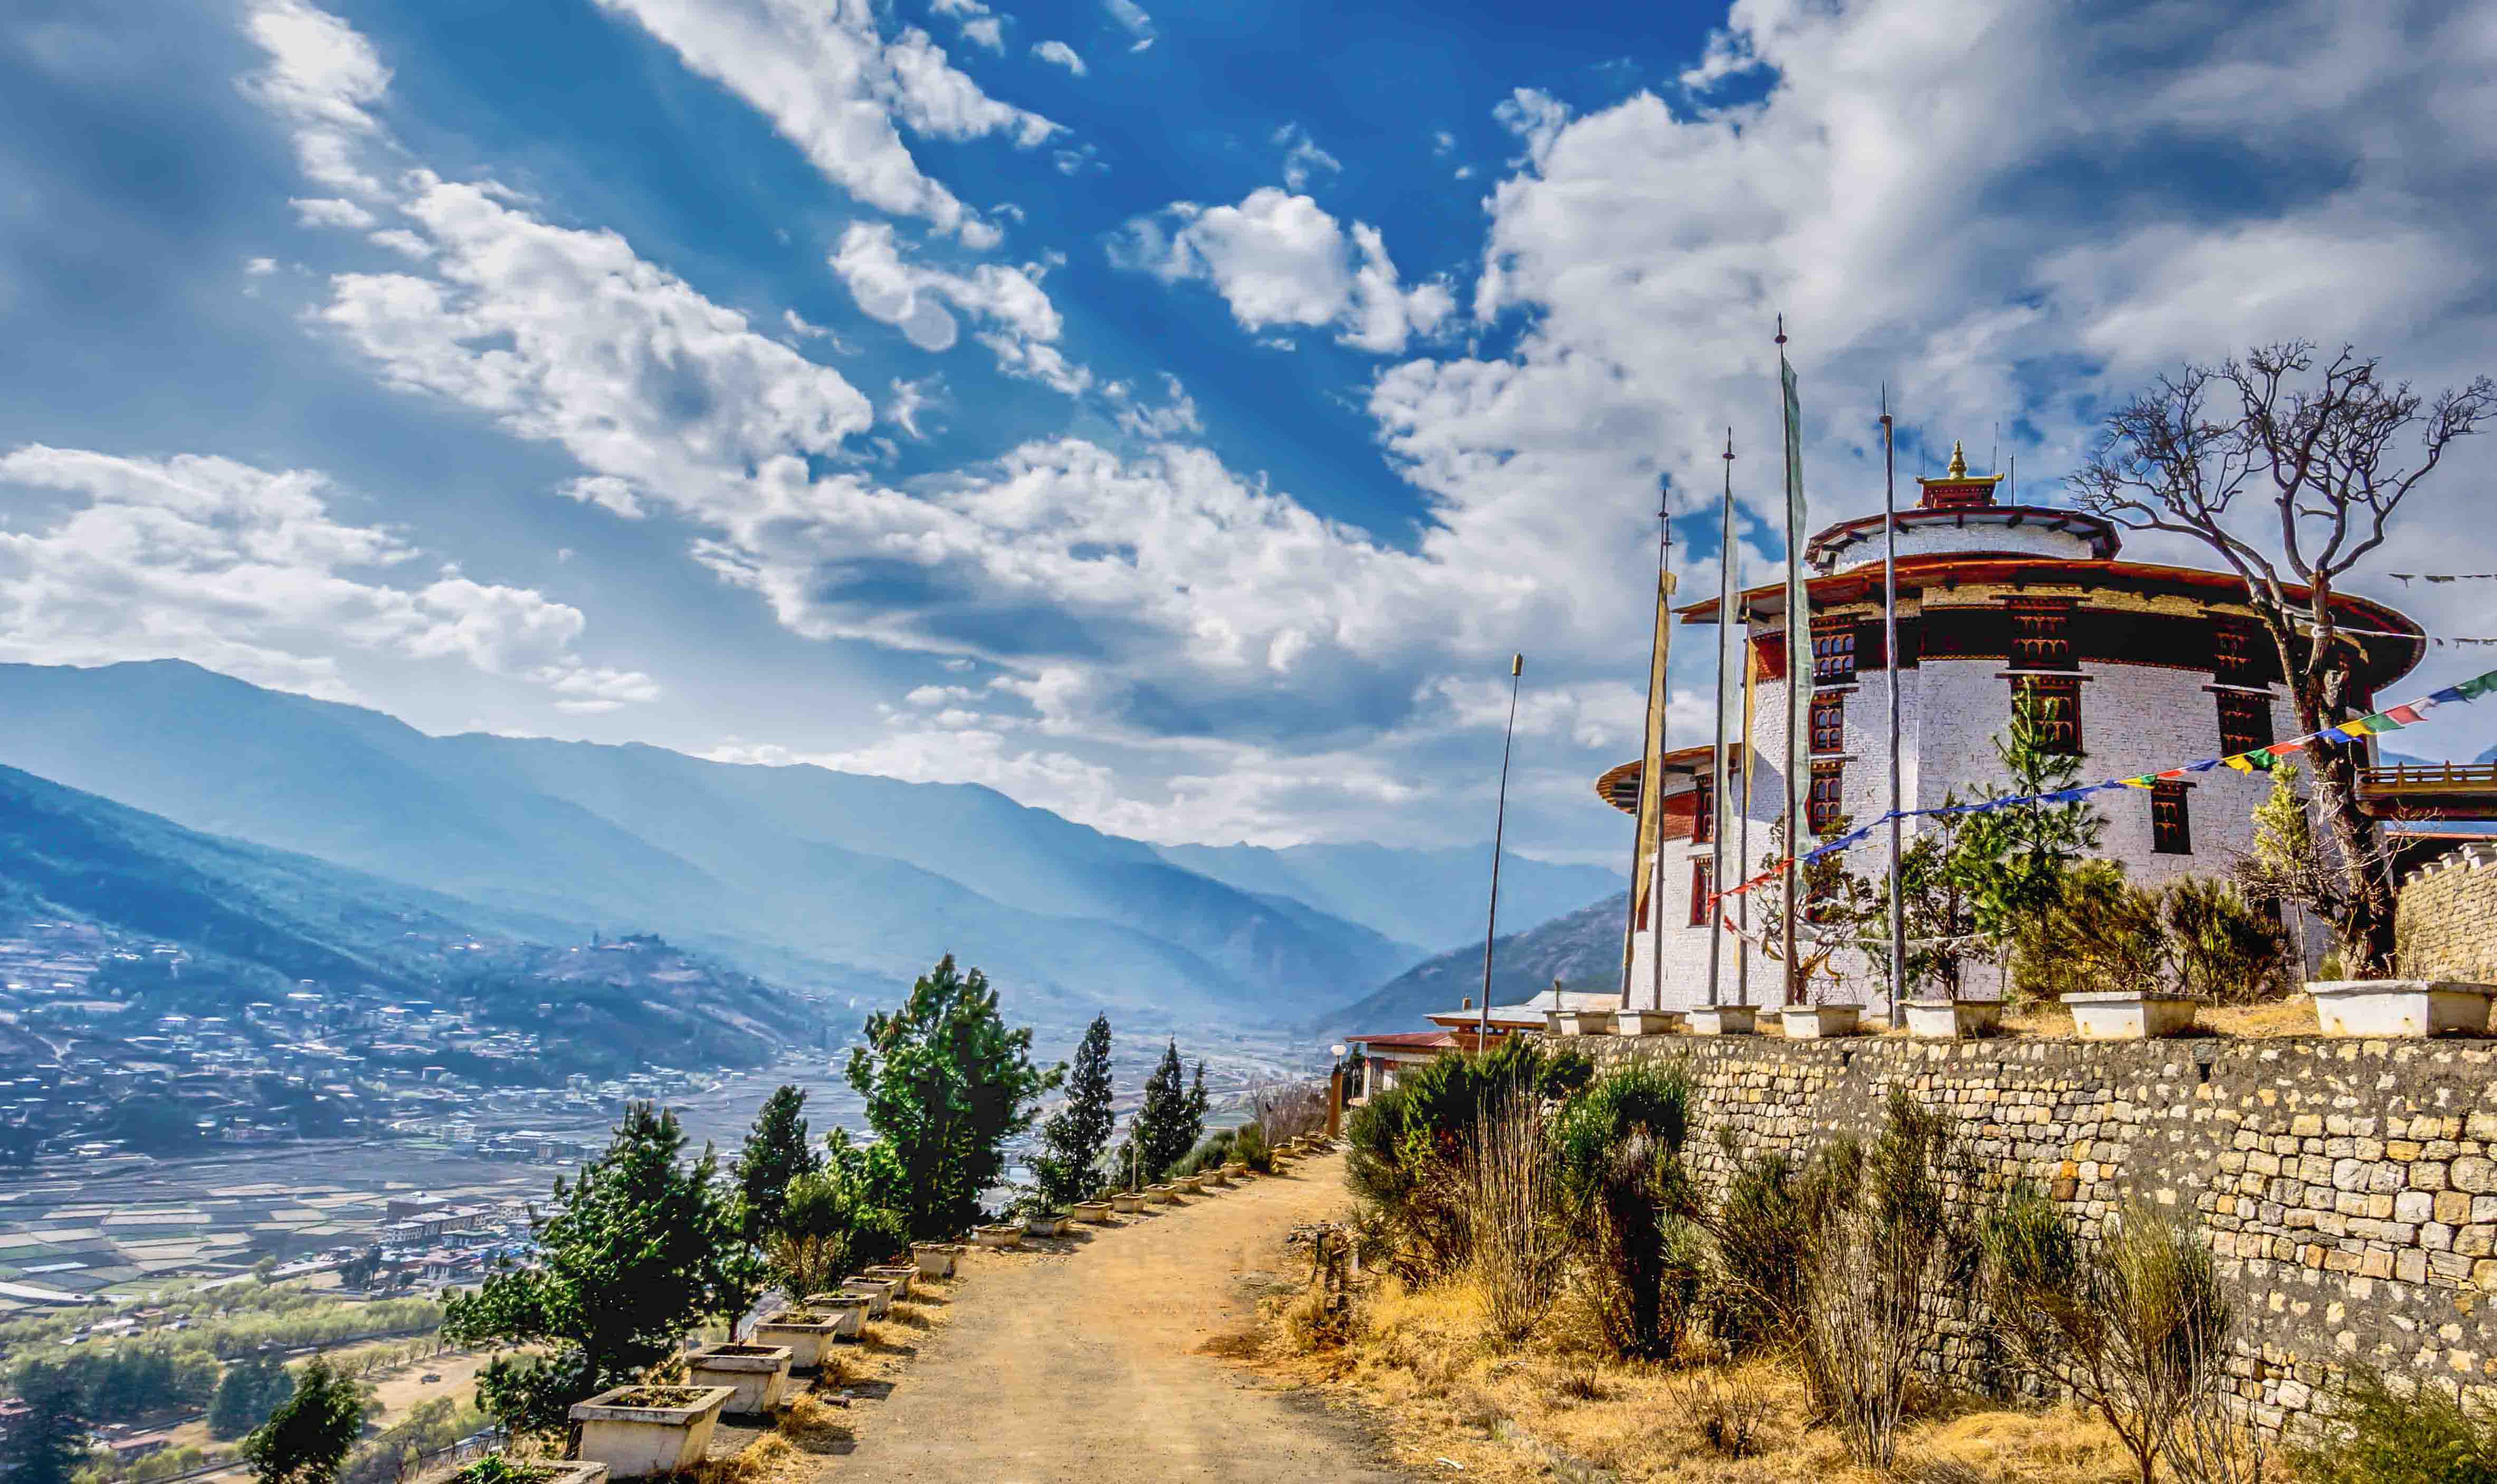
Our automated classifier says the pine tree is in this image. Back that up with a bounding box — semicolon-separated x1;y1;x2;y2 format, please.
241;1358;364;1484
443;1102;737;1441
1132;1042;1195;1183
1952;690;2106;950
4;1361;87;1484
209;1353;294;1441
1031;1015;1114;1208
1184;1061;1208;1151
732;1086;821;1240
846;955;1062;1239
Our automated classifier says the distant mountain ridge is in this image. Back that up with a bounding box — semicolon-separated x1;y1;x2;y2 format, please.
1310;891;1629;1039
1151;840;1619;955
0;762;810;1075
0;662;1618;1033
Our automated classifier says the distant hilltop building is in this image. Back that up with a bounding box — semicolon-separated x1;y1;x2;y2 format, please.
1599;443;2427;1010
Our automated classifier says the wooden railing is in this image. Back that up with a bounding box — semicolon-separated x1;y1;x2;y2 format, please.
2361;762;2497;796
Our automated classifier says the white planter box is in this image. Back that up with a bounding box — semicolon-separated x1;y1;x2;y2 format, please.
1553;1009;1617;1037
909;1242;960;1278
1023;1212;1066;1238
1111;1191;1143;1213
1614;1009;1685;1037
2308;979;2496;1037
1221;1161;1250;1179
1685;1005;1758;1036
684;1343;793;1415
841;1277;898;1317
752;1309;846;1367
864;1263;917;1298
2065;991;2198;1040
1903;999;2002;1040
1143;1184;1177;1205
1073;1200;1115;1222
570;1385;732;1479
1780;1004;1863;1039
1198;1168;1228;1188
973;1222;1024;1249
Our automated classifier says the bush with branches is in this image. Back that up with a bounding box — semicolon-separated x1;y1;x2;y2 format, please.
1551;1058;1703;1359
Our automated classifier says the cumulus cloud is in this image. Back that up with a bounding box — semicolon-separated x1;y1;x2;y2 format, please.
830;221;1076;391
241;0;392;196
0;446;653;709
1116;187;1452;354
585;0;1056;242
1031;39;1086;74
1102;0;1154;49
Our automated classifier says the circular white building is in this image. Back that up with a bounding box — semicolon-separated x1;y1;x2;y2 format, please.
1597;445;2425;1011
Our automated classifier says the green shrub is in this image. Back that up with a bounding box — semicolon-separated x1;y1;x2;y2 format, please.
1231;1122;1272;1173
1173;1129;1236;1176
1703;1140;1859;1359
1552;1058;1702;1359
2289;1369;2497;1484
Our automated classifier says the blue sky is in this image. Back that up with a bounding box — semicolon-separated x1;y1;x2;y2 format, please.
1;0;2492;865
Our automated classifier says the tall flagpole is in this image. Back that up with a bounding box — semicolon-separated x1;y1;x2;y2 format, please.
1882;388;1906;1028
1480;652;1524;1041
1651;510;1673;1014
1737;597;1756;1008
1775;317;1806;1007
1707;432;1734;1008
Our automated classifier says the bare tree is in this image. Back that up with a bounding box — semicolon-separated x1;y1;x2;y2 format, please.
2068;343;2494;972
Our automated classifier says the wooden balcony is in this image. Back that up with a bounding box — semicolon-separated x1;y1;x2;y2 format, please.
2359;763;2497;820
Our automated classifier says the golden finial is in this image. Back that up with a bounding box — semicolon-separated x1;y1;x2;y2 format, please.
1946;440;1968;478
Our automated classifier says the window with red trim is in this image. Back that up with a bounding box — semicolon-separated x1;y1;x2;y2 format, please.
1810;693;1845;754
2216;690;2272;755
1689;859;1711;927
1807;762;1845;836
2007;598;2073;671
1812;625;1857;686
2152;781;2192;855
1692;782;1714;844
2015;674;2083;756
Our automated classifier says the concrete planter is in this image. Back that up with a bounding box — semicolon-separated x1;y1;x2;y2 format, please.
684;1343;793;1415
808;1294;871;1337
1903;999;2003;1040
1073;1200;1115;1223
1685;1006;1758;1036
2308;979;2496;1037
1023;1212;1066;1238
1144;1183;1177;1204
1110;1191;1144;1213
1221;1161;1249;1179
2066;991;2198;1040
1614;1009;1685;1037
909;1242;961;1278
1178;1173;1208;1193
1780;1004;1863;1039
864;1263;916;1298
453;1461;606;1484
973;1222;1025;1249
570;1385;733;1479
1554;1010;1618;1037
754;1308;847;1367
1198;1167;1228;1187
840;1276;898;1317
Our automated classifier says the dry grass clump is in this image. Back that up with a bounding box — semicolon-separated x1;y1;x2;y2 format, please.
777;1393;856;1454
690;1431;797;1484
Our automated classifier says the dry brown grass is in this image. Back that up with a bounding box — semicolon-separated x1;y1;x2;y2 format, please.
2197;997;2318;1038
1238;1255;2142;1483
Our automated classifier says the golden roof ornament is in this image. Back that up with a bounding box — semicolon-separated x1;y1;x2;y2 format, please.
1947;441;1968;478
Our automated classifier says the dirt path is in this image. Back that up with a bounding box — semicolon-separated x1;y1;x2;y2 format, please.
828;1155;1411;1483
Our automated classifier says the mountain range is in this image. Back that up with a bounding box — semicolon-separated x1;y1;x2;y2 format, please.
1310;891;1629;1040
0;661;1619;1036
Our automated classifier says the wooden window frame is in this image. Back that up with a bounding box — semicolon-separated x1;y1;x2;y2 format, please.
2015;674;2083;757
1692;781;1714;845
2151;780;2192;856
1811;620;1858;687
2216;689;2273;756
1810;692;1846;754
2213;624;2261;687
2006;597;2074;672
1688;859;1712;927
1807;761;1845;836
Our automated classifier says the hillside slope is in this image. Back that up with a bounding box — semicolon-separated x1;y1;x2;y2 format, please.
1153;840;1618;954
1310;892;1629;1038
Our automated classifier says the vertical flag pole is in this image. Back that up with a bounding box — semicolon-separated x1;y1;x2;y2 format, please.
1882;388;1907;1028
1480;652;1523;1042
1737;597;1755;1008
1651;510;1673;1014
1775;317;1807;1007
1707;432;1735;1008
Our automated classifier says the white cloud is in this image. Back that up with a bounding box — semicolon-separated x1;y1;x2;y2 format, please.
586;0;1056;242
1104;373;1200;438
830;222;1074;382
1102;0;1154;46
290;196;375;228
241;0;392;196
960;16;1003;51
245;257;278;276
559;475;649;520
1273;123;1340;192
1117;188;1451;353
0;446;652;707
885;375;941;439
1032;39;1086;74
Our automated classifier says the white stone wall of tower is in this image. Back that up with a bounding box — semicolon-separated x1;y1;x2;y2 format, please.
1623;635;2302;1013
1820;519;2103;569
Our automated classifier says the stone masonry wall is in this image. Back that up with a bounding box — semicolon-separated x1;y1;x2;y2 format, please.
2400;843;2497;982
1583;1032;2497;1431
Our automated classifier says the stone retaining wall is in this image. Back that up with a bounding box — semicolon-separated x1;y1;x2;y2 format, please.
1584;1032;2497;1431
2399;842;2497;981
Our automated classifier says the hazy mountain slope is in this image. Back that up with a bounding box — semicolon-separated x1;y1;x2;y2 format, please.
1310;892;1629;1038
1154;840;1620;953
0;662;1394;1022
0;762;821;1071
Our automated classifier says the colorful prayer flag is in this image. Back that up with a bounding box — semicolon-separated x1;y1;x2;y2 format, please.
2386;704;2426;725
